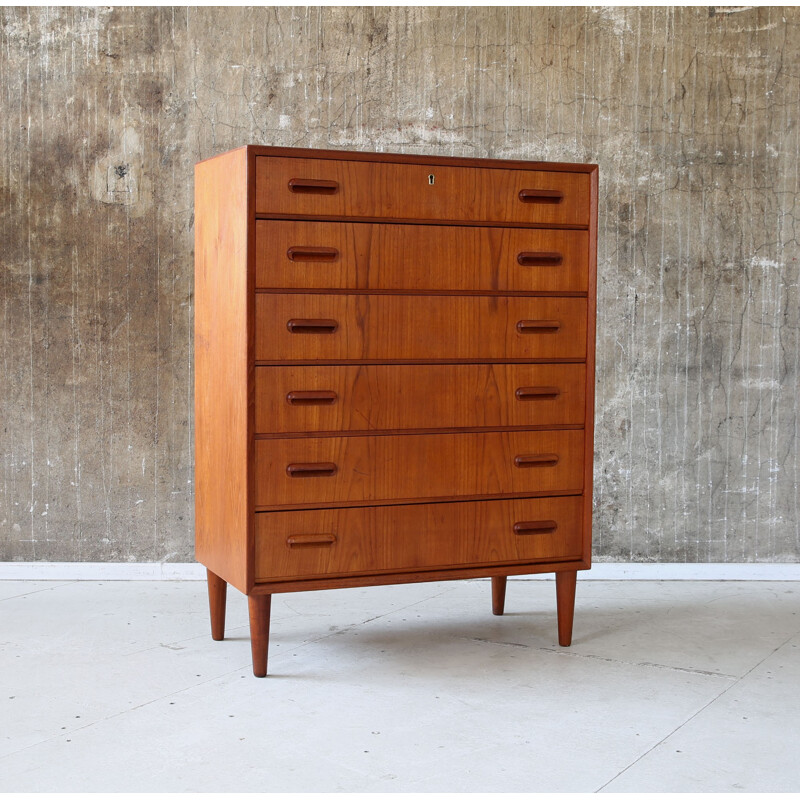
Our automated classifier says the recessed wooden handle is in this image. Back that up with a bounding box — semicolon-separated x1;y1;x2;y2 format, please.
287;319;339;334
286;390;338;406
516;320;561;333
517;251;563;267
513;520;558;535
288;178;339;195
514;454;560;468
286;533;337;547
286;462;338;477
518;189;563;204
515;386;561;400
287;247;339;262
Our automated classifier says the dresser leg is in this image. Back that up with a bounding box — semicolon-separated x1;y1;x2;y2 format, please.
207;569;227;641
248;594;272;678
555;570;577;646
491;576;507;615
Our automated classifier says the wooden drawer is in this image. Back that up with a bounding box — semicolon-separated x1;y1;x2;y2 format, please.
255;221;589;293
255;294;587;362
254;429;584;508
255;157;590;226
255;496;584;581
255;364;586;434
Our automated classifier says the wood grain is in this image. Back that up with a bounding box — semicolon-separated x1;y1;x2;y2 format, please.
252;558;588;595
255;157;590;226
248;594;272;677
194;146;252;593
254;429;584;508
491;575;508;615
556;569;578;646
255;294;587;362
206;569;227;641
195;145;597;672
254;363;586;434
254;496;583;580
255;220;589;293
248;145;597;174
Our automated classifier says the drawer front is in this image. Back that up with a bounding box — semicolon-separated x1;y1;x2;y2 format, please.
255;157;590;226
255;496;584;580
256;221;589;293
255;295;587;362
254;429;584;508
255;364;586;434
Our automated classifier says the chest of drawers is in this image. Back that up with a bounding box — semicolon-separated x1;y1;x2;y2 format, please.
194;146;598;677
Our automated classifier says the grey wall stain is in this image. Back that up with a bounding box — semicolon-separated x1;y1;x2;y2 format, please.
0;7;798;563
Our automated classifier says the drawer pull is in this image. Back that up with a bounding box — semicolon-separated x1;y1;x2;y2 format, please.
518;188;564;204
286;533;337;548
286;462;338;478
514;454;560;468
286;390;338;406
287;319;339;334
287;246;339;262
515;386;561;400
288;178;339;195
513;520;558;535
517;251;563;267
516;320;561;334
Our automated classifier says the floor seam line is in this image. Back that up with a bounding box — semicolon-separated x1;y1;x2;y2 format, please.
595;629;800;792
532;646;740;679
0;663;255;764
0;581;81;602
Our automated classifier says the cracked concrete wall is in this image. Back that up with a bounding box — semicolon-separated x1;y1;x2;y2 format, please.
1;7;798;563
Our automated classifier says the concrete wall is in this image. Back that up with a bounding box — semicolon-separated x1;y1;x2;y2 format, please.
1;7;798;563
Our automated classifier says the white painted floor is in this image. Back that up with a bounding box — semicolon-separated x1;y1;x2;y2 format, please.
0;578;798;792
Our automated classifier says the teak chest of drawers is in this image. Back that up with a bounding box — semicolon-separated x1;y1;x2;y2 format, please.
194;145;598;677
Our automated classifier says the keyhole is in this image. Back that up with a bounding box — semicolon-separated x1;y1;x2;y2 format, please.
428;174;435;185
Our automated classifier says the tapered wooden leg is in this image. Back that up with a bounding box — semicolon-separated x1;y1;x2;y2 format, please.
491;576;507;615
555;570;578;647
248;594;272;678
207;569;227;641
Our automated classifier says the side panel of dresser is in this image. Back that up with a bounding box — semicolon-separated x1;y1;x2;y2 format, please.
194;146;253;594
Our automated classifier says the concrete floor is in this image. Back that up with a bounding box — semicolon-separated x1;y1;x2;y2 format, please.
1;578;798;792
